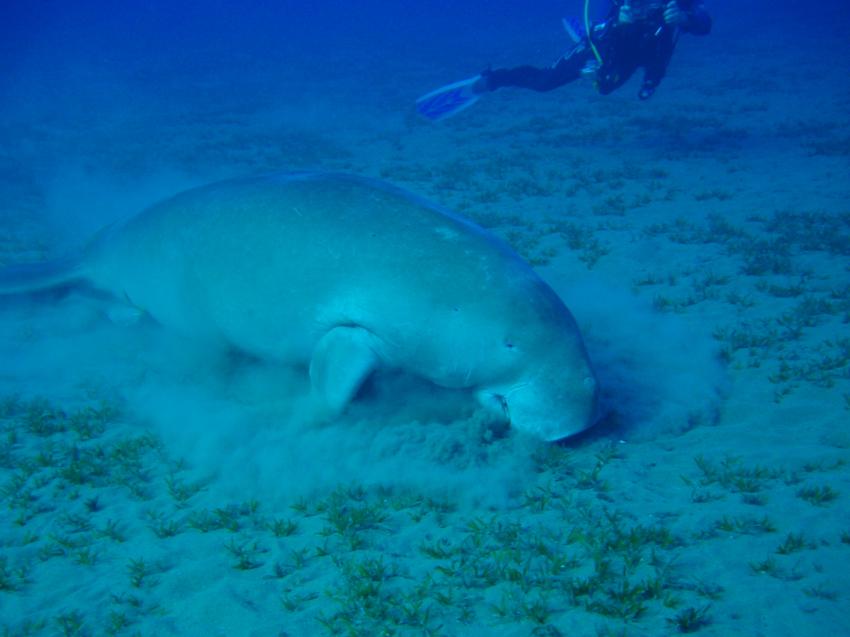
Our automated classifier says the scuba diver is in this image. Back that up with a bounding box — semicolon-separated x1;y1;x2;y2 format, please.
417;0;712;120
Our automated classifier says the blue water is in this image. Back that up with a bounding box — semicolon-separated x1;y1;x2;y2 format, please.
1;1;849;635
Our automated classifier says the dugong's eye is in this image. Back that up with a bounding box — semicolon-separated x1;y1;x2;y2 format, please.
504;340;515;350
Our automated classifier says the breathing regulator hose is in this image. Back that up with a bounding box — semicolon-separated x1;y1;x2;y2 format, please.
584;0;604;65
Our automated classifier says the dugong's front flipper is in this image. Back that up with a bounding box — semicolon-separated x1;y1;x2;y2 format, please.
309;326;380;414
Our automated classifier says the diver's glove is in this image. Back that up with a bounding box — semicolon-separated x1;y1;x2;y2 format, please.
663;1;688;26
617;2;634;24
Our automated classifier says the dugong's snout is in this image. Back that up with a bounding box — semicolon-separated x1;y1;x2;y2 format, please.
481;357;600;442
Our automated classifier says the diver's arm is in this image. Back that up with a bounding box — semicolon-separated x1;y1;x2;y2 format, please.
673;1;712;35
617;0;634;24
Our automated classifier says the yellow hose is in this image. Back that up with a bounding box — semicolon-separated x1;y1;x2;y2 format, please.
584;0;603;65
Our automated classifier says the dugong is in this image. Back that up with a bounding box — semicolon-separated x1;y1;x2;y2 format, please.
0;173;599;440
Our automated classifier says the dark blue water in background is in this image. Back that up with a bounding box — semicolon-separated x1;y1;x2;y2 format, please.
3;0;847;126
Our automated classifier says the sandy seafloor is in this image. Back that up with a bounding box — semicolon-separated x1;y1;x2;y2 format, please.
1;2;849;636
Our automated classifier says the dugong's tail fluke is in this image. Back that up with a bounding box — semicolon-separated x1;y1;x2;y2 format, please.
0;255;85;296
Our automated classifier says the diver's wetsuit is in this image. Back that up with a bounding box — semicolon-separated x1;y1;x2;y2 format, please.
482;0;711;100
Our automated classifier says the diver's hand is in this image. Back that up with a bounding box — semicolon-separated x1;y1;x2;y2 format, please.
663;1;688;26
618;3;634;24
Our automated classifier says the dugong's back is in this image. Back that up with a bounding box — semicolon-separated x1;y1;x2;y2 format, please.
89;173;547;357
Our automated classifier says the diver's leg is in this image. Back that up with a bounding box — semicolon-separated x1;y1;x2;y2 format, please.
480;44;592;93
639;32;676;99
595;57;639;95
593;26;640;95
